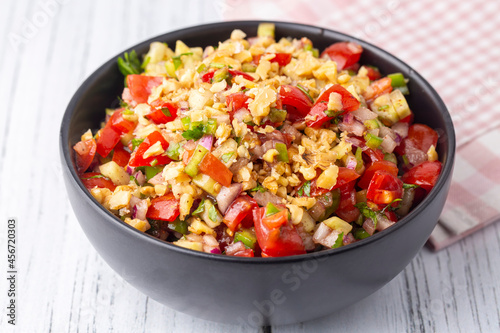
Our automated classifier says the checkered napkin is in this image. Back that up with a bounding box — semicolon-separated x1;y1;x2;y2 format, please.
221;0;500;250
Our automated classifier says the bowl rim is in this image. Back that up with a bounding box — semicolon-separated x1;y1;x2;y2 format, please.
60;20;456;264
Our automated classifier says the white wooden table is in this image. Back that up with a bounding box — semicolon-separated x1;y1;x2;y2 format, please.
1;0;499;332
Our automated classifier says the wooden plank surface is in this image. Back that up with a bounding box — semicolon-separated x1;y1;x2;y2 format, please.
0;1;498;332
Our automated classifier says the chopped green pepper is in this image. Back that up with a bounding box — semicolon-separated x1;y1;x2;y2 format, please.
265;202;282;217
184;145;209;177
234;229;257;249
213;67;229;83
204;118;218;135
354;228;370;240
384;153;398;164
241;63;257;73
268;108;287;123
296;84;314;103
168;218;188;235
166;142;182;160
388;73;409;95
144;166;162;181
364;133;384;150
275;142;289;163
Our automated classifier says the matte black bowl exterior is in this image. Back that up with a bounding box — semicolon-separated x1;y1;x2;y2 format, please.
60;21;455;326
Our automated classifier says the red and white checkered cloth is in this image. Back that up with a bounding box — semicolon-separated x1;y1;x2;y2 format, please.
221;0;500;250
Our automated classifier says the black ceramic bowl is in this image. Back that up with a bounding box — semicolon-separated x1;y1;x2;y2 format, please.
60;21;455;326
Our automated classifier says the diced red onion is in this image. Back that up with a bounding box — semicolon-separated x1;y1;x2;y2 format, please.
199;135;213;151
148;172;164;185
339;120;366;137
392;122;409;139
343;233;356;246
216;183;242;214
380;135;397;154
345;155;358;170
346;136;365;147
281;123;302;143
126;166;135;175
233;108;251;122
363;219;376;236
225;241;246;256
133;171;146;186
210;248;222;254
130;196;148;221
379;126;396;140
405;145;427;166
343;112;354;124
376;215;395;231
394;133;402;144
351;107;378;122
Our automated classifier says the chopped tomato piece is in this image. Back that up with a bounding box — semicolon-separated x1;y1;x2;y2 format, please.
253;207;305;257
269;53;292;66
228;69;255;81
365;66;381;81
226;92;250;119
129;131;171;167
198;153;233;187
279;85;313;120
306;84;360;128
336;182;360;223
321;42;363;70
304;102;329;129
366;170;403;205
358;160;398;189
109;109;137;134
363;77;392;103
304;167;360;197
146;101;178;124
73;138;96;173
146;193;180;222
401;161;442;192
112;142;131;167
80;172;116;191
96;124;121;158
228;248;255;257
96;109;136;158
223;195;258;231
126;75;163;104
406;124;439;153
262;209;288;229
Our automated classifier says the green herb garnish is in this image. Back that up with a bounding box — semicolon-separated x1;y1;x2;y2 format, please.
208;205;218;222
355;202;378;228
298;181;311;197
192;199;206;215
131;138;144;150
250;183;266;193
297;84;314;103
117;50;141;76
